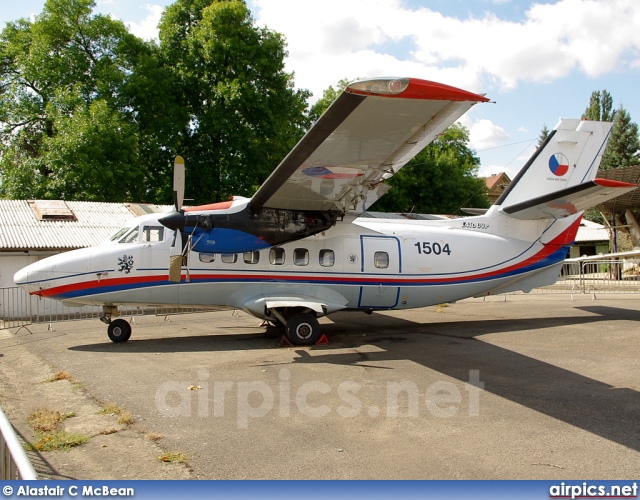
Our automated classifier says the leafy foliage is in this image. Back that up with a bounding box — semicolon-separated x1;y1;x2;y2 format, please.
0;0;309;204
0;0;182;201
308;78;351;123
599;106;640;171
158;0;310;204
371;124;489;214
537;124;550;148
582;90;615;122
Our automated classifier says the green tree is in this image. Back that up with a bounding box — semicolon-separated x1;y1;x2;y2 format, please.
0;0;179;201
158;0;310;204
309;78;352;123
537;124;550;148
599;106;640;171
582;90;614;122
371;123;489;214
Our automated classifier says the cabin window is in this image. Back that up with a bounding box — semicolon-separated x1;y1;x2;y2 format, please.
243;251;260;264
270;247;285;265
110;227;130;242
319;249;335;267
221;253;237;264
294;248;309;266
120;227;139;244
142;226;165;242
199;253;215;263
374;251;389;269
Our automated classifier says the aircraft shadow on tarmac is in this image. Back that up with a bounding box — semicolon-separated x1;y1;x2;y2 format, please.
69;305;640;453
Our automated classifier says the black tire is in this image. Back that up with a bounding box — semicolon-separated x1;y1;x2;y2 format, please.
286;313;321;346
107;318;132;343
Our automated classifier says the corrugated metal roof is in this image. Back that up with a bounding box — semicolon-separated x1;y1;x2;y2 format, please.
596;165;640;212
0;200;171;251
575;219;609;243
1;200;609;251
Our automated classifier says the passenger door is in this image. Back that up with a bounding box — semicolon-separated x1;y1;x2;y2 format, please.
358;236;401;308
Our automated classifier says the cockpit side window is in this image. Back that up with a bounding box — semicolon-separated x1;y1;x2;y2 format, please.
142;226;165;243
120;227;140;244
110;227;130;242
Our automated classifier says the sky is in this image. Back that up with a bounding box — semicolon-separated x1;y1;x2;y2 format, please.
2;0;640;179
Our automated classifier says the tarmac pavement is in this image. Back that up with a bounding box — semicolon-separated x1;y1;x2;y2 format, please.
0;293;639;479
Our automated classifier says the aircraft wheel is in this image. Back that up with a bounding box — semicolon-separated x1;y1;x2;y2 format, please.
286;313;320;346
107;318;132;343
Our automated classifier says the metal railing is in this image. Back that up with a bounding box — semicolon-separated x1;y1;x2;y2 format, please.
0;405;37;480
1;286;224;331
526;260;640;295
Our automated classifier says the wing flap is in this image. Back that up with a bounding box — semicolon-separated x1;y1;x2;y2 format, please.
502;179;637;220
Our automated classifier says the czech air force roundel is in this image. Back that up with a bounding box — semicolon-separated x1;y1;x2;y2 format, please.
549;153;569;176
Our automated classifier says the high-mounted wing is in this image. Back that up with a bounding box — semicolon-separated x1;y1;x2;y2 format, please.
158;78;489;257
251;77;489;213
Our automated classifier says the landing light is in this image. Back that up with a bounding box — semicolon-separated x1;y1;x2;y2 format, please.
348;78;409;96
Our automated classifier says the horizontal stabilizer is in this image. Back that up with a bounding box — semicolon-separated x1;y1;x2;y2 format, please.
502;178;636;220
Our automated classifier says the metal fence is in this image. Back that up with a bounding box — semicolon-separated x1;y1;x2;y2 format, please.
0;405;37;480
527;260;640;295
0;286;224;331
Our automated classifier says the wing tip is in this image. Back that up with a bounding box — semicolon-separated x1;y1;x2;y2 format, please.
346;77;490;103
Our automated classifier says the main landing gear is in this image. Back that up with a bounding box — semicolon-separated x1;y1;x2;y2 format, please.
266;309;322;346
100;306;132;343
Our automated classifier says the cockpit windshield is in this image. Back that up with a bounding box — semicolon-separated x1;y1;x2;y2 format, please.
109;226;131;242
108;223;166;244
120;227;140;244
109;226;165;243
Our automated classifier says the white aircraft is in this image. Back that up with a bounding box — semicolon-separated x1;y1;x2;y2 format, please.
14;77;636;345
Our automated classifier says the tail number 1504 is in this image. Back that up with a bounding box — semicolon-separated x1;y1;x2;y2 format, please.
414;241;451;256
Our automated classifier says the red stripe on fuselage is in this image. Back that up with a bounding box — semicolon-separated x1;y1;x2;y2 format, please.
34;218;580;299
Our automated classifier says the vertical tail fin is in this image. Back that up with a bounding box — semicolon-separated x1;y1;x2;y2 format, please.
495;119;612;209
492;119;635;220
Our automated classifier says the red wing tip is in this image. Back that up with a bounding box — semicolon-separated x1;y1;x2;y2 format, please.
346;77;489;102
593;178;638;188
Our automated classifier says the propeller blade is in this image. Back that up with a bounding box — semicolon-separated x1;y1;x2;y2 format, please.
173;155;185;211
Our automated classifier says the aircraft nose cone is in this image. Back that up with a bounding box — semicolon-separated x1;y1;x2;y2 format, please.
13;266;30;287
13;264;39;295
159;210;185;231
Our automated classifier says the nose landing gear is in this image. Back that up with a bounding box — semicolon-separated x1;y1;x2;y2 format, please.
100;306;132;343
107;319;132;343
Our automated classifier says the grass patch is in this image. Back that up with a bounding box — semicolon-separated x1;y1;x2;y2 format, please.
98;428;118;435
158;452;188;464
26;408;86;452
44;370;74;383
145;432;164;442
32;430;88;451
100;401;134;426
117;411;133;426
27;408;75;432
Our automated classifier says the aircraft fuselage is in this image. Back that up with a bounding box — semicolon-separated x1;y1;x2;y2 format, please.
15;210;571;319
